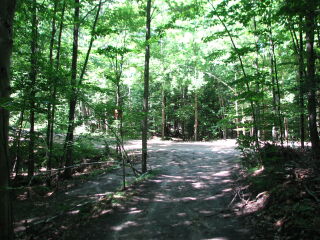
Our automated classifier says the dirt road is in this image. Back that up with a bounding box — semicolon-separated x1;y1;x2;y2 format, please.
75;139;250;240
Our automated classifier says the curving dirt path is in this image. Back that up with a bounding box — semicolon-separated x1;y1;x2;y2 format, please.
74;139;251;240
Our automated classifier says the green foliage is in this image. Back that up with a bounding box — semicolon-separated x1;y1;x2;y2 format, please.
236;134;258;166
72;135;104;163
8;0;318;177
97;46;131;59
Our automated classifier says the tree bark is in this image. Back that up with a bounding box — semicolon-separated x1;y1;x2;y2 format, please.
13;107;25;176
79;0;102;85
305;3;320;156
142;0;152;173
63;0;101;177
28;0;38;179
270;37;278;141
288;17;306;148
268;11;283;145
253;16;262;141
194;92;199;141
0;1;16;239
48;1;66;170
271;35;284;145
64;0;80;178
298;16;305;148
161;87;166;139
46;0;58;163
115;81;123;153
284;117;289;144
235;100;239;138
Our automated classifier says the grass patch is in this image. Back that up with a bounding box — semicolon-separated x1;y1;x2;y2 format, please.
134;169;161;183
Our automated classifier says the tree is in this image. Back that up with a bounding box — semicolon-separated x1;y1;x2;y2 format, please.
47;0;66;170
0;1;16;239
305;0;320;156
4;0;320;200
208;0;260;148
63;0;80;178
27;0;38;180
63;0;103;178
46;0;58;170
142;0;152;173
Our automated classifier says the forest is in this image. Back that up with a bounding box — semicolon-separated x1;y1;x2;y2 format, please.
0;0;320;239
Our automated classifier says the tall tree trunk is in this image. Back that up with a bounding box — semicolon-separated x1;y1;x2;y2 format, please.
317;20;320;48
284;117;289;144
182;86;187;140
194;92;199;141
28;0;38;179
141;0;152;173
235;100;240;138
63;0;101;177
241;105;246;136
271;37;284;145
115;81;125;189
46;0;58;162
161;87;166;139
64;0;80;178
115;81;123;153
13;107;25;176
78;0;102;85
298;16;305;148
270;39;278;141
268;12;283;145
0;1;16;239
253;16;261;141
305;3;320;156
48;1;66;170
288;17;306;148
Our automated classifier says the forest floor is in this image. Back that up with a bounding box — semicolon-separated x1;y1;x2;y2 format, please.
14;139;252;240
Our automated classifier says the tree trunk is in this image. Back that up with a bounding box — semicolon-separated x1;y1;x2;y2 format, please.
305;3;320;156
115;81;123;153
288;17;306;148
13;107;25;176
78;0;102;85
142;0;152;173
161;87;166;139
298;16;305;148
48;1;66;170
0;1;16;239
241;106;246;136
194;92;199;141
271;35;284;145
64;0;80;178
235;100;239;138
182;86;187;140
270;41;278;141
253;16;262;141
28;0;38;179
284;117;289;144
46;0;58;162
269;20;283;145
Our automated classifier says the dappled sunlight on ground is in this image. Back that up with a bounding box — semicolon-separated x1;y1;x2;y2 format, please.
111;220;140;231
203;238;229;240
14;139;250;240
68;139;251;239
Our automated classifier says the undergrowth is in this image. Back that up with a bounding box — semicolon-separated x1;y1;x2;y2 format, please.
238;141;320;240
